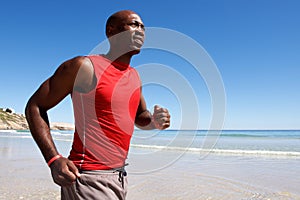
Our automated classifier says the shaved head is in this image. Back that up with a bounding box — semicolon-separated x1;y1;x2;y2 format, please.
106;10;140;37
104;10;145;58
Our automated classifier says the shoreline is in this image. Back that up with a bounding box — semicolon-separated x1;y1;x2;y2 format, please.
1;133;300;199
0;122;75;131
2;128;300;131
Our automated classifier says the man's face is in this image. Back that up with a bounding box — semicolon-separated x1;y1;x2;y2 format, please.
110;13;145;55
122;14;145;52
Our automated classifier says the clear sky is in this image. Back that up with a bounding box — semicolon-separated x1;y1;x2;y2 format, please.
1;0;299;130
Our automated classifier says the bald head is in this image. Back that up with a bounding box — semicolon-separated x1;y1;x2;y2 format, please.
105;10;145;57
106;10;141;37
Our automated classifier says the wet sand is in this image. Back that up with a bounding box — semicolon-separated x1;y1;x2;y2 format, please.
0;136;60;199
127;151;300;200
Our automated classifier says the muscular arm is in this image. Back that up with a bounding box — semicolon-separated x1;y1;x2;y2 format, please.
26;62;75;161
25;56;94;186
135;93;170;130
135;94;155;130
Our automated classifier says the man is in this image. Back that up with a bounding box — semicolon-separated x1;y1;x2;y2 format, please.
25;10;170;199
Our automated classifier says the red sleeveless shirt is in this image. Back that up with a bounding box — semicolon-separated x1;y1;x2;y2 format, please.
69;55;141;170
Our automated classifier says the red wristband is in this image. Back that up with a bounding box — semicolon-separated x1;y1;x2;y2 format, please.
47;154;62;167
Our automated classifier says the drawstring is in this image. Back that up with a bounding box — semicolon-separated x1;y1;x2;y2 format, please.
118;171;127;188
114;163;128;188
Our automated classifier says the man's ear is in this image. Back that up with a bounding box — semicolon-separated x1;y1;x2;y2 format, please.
106;25;114;37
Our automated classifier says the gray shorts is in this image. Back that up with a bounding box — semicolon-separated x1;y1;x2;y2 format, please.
61;169;127;200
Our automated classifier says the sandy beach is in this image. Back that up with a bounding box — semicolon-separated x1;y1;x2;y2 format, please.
1;131;300;200
127;152;300;200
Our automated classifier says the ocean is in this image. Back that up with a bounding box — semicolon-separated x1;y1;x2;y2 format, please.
130;129;300;157
1;129;299;157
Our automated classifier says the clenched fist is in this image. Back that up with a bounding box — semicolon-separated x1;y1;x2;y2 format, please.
152;105;171;130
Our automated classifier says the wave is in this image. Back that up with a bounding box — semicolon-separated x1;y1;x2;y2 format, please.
219;133;267;138
130;144;300;157
0;130;18;133
218;133;300;138
199;131;300;138
135;130;300;138
0;130;73;140
51;131;65;135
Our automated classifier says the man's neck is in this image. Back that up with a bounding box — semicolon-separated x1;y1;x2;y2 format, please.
104;51;133;65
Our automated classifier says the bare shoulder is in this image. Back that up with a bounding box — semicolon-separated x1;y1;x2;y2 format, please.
54;56;92;76
63;56;95;93
44;56;94;95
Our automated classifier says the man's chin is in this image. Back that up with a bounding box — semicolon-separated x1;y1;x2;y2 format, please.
128;47;142;55
131;49;141;54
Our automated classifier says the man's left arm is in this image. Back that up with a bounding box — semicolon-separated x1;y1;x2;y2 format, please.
135;93;170;130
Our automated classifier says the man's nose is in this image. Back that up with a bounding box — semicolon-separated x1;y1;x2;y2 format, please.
136;27;145;36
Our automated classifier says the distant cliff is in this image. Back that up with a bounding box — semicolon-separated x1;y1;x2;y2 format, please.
0;108;28;130
0;108;74;130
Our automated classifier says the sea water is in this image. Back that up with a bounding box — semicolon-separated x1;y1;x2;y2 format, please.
130;130;300;157
1;129;300;158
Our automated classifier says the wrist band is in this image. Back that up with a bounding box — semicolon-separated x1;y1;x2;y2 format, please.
47;154;62;167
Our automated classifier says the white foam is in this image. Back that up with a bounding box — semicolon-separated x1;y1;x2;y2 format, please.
50;131;63;135
130;144;300;157
0;130;18;133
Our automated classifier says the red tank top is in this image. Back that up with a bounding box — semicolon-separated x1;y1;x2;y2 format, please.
69;55;141;170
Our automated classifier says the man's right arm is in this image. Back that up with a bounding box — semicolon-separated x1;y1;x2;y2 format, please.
25;56;93;186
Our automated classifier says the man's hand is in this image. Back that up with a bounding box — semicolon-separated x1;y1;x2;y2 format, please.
50;157;81;186
152;105;171;130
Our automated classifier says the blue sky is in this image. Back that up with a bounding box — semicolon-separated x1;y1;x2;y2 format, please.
1;0;299;130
